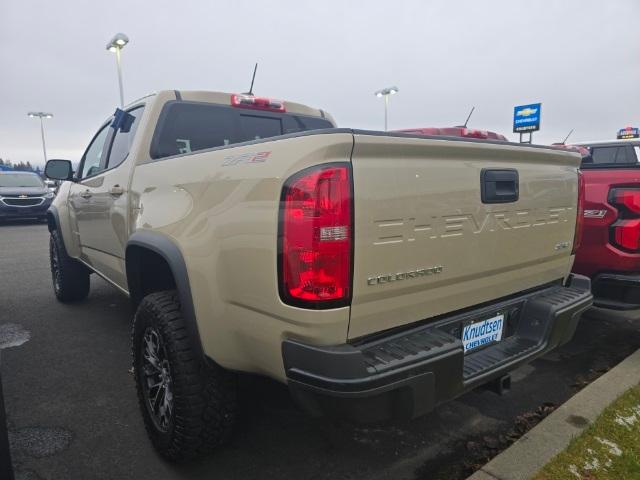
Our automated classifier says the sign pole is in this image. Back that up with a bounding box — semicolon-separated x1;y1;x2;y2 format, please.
519;132;533;144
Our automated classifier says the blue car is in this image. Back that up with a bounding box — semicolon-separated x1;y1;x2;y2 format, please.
0;171;54;222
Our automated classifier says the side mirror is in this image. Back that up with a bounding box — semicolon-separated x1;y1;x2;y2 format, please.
45;159;74;181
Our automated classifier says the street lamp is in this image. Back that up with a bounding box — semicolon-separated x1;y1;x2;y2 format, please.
374;86;399;131
27;112;53;164
106;33;129;107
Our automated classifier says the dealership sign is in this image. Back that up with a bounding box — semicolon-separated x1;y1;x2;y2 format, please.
617;126;640;140
513;103;541;133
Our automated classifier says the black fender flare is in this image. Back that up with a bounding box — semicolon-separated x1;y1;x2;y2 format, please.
126;230;205;362
46;205;60;233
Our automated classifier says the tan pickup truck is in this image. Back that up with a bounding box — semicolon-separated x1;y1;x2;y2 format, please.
44;90;593;461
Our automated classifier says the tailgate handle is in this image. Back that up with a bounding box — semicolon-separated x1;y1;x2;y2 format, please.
481;169;519;204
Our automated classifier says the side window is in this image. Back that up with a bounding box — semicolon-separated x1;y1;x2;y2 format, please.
106;106;145;170
80;124;111;179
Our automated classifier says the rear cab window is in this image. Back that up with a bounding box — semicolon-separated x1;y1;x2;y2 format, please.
150;101;334;160
581;144;639;168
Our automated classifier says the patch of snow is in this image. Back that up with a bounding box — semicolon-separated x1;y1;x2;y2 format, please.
568;464;581;478
595;437;623;457
0;323;30;349
583;456;600;471
614;413;638;428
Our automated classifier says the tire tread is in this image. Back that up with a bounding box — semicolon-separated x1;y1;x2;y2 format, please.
132;291;237;462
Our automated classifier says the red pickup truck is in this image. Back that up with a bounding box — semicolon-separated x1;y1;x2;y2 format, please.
567;139;640;309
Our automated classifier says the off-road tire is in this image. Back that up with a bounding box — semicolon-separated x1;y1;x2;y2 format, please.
49;229;90;302
132;291;237;462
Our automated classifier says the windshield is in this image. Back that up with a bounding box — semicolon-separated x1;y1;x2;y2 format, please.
0;173;45;188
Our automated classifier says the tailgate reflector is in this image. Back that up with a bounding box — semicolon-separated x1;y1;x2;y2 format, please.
279;164;353;308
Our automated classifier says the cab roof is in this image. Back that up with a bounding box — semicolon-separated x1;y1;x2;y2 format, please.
573;138;640;147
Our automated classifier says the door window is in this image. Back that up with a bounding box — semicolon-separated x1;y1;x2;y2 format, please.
106;106;145;169
80;124;110;179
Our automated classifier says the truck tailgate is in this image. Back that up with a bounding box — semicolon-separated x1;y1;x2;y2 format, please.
349;133;581;340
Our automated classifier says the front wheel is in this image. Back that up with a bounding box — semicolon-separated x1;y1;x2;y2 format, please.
132;291;237;462
49;230;90;302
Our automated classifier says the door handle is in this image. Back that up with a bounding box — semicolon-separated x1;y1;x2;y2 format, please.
109;185;124;197
79;190;92;199
481;169;519;204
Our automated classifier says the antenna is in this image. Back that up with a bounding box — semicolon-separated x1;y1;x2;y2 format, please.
561;128;574;145
245;63;258;96
462;106;475;128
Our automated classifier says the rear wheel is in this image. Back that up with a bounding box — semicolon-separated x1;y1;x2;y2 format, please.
132;291;237;462
49;230;90;302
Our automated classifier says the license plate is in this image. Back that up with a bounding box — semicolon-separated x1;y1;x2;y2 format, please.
462;314;504;353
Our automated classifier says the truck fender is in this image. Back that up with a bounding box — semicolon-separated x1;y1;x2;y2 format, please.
125;231;205;362
46;205;81;258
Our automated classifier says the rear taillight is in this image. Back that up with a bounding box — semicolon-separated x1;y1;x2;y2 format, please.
613;219;640;250
610;188;640;252
231;94;285;112
279;164;352;308
611;189;640;215
572;170;585;254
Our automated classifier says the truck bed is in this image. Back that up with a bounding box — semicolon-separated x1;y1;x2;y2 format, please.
129;127;582;377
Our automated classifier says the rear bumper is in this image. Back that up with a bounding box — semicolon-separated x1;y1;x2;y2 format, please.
592;273;640;310
283;274;593;422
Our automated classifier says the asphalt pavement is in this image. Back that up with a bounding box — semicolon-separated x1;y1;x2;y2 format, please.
1;221;639;480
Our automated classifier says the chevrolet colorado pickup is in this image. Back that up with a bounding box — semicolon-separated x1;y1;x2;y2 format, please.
563;139;640;309
44;90;592;461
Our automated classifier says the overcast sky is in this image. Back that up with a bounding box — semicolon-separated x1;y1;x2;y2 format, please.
1;0;638;167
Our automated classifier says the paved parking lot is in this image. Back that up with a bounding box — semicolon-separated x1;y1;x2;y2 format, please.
1;221;639;480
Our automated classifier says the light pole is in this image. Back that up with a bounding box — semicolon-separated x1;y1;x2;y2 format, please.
27;112;53;164
374;86;399;131
106;33;129;107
